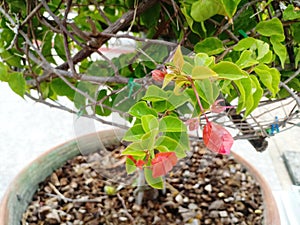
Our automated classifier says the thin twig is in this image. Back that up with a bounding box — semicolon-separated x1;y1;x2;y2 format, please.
117;193;135;224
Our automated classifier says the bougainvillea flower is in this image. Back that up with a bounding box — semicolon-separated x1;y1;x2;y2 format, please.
151;152;178;178
152;69;167;82
127;155;145;169
203;121;233;155
210;99;234;113
185;118;199;131
135;160;145;169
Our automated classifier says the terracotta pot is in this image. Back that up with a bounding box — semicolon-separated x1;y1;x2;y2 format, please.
0;129;280;225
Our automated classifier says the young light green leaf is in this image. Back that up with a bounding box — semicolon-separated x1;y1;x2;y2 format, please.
128;101;157;119
159;116;187;132
191;66;218;80
256;18;285;41
8;72;26;97
162;73;176;89
194;37;224;55
235;50;258;69
123;124;145;142
173;46;184;70
212;61;247;80
144;167;163;189
141;115;159;132
270;36;287;68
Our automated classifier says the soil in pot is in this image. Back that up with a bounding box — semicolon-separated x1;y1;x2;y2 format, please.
22;142;264;225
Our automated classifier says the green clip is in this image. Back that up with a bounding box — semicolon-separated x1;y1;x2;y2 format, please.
128;78;138;98
238;29;248;38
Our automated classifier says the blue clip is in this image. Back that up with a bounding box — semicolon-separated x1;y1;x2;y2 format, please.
270;116;280;135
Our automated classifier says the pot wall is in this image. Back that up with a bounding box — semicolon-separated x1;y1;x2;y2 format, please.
0;129;280;225
0;129;125;225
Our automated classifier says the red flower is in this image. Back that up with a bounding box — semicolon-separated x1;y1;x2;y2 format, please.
151;152;178;178
203;122;233;155
152;69;166;82
210;99;234;113
127;155;145;169
185;118;199;131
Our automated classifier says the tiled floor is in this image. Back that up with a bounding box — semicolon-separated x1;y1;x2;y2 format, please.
0;82;299;224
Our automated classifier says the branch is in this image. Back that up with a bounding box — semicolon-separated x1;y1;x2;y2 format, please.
280;81;300;108
56;0;159;71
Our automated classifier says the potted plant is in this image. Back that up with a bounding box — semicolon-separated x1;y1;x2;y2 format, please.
1;0;299;224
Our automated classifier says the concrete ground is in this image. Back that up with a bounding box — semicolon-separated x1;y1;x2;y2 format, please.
0;81;299;224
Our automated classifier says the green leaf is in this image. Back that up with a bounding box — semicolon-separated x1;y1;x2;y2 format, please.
144;167;163;189
255;40;270;60
166;131;190;150
140;3;160;28
123;124;145;142
295;47;300;68
195;79;219;105
191;66;218;80
254;64;280;97
165;91;191;110
233;37;256;51
41;31;56;64
194;37;224;55
234;79;246;113
8;72;26;97
191;0;224;22
212;61;247;80
95;89;114;116
235;50;258;69
0;49;22;68
0;62;8;81
126;157;137;174
283;5;300;21
220;0;241;18
256;18;285;41
194;53;215;67
128;101;157;119
122;142;147;157
173;46;184;70
141;115;159;132
155;136;186;158
270;36;287;68
143;85;168;101
247;75;263;116
51;78;75;99
159;116;186;132
54;34;67;61
258;50;273;64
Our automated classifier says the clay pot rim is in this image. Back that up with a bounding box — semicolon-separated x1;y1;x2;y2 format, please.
0;129;280;224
